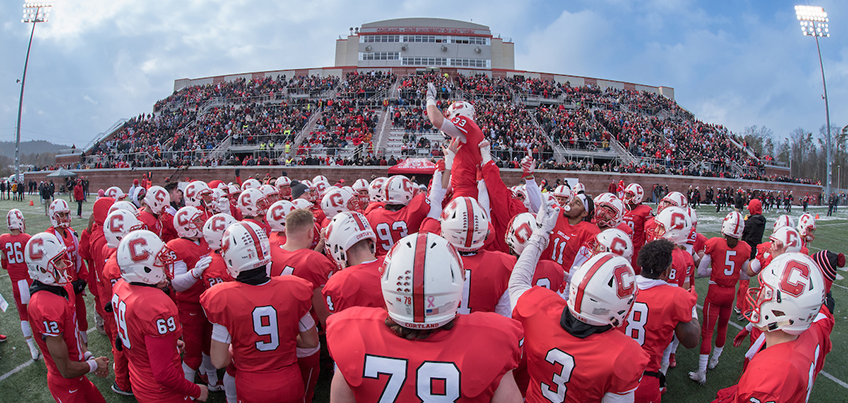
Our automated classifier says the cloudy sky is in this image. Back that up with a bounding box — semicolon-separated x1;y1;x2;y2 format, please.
0;0;846;149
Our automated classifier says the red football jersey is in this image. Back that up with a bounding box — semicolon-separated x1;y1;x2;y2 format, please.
310;205;326;228
166;237;211;307
735;311;834;402
668;247;695;288
363;201;385;215
0;232;32;282
322;258;385;314
101;248;122;297
449;115;484;194
46;227;82;282
705;237;752;288
622;279;697;371
623;204;653;248
457;250;514;315
643;217;657;243
159;209;178;243
687;231;707;255
268;232;286;250
528;259;567;293
111;279;187;401
28;284;84;382
201;252;233;289
327;307;522;403
514;287;648;402
200;276;313;373
366;193;430;256
542;216;600;274
137;210;162;238
270;247;333;290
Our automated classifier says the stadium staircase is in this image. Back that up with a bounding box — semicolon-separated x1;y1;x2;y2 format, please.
82;118;129;153
288;110;324;159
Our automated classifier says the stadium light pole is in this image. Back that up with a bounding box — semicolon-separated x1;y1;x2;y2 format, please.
795;5;832;197
14;1;51;183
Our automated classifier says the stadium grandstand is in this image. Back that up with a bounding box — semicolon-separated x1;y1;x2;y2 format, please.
47;17;810;185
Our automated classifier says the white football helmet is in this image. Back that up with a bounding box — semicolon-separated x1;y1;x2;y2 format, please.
769;226;803;254
568;253;637;327
312;178;331;197
238;188;265;218
321;187;360;220
227;183;242;204
325;212;376;269
184;181;212;208
572;182;585;196
104;210;144;248
624;183;644;205
512;186;531;210
300;180;319;203
594;228;634;260
105;186;127;201
381;233;464;329
275;176;292;199
553;185;573;207
202;213;238;251
745;253;824;335
116;230;173;285
593;193;624;229
440;197;489;252
505;212;536;255
654;206;692;245
25;232;72;285
773;214;796;231
352;179;370;206
266;200;297;232
208;188;230;215
143;186;171;215
221;221;272;278
173;206;205;239
109;200;139;215
292;199;313;210
687;207;698;230
7;209;25;231
445;100;475;120
48;199;72;229
658;191;688;214
721;211;745;239
369;177;387;203
384;175;415;206
797;213;816;243
241;178;262;192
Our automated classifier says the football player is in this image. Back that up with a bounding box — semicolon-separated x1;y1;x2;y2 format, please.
275;176;293;201
273;208;335;402
689;211;751;384
365;175;432;256
238;188;272;236
45;199;89;343
0;209;40;360
166;206;219;391
159;182;182;243
201;221;318;403
425;83;484;199
322;212;384;313
265;200;296;249
364;177;387;214
797;212;816;249
724;253;832;402
184;181;214;220
320;187;361;226
623;239;700;402
327;232;524;402
622;183;653;273
508;201;649;402
351;178;370;208
26;232;110;403
644;191;687;245
505;212;565;294
541;193;600;274
113;230;208;402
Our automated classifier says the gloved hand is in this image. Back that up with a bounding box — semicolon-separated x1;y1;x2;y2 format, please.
532;199;559;246
190;256;212;279
732;327;750;348
479;140;492;165
521;153;535;180
443;139;458;170
426;83;437;105
234;168;241;178
72;278;87;295
435;159;446;173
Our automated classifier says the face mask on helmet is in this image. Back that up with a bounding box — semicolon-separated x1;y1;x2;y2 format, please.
744;253;824;335
26;233;73;286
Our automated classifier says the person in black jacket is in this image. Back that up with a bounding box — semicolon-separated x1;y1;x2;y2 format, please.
736;198;765;320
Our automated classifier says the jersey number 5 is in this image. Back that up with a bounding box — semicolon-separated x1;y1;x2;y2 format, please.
363;355;460;402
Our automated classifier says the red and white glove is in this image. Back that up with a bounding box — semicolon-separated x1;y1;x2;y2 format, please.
479;140;492;165
521;155;535;179
732;327;750;348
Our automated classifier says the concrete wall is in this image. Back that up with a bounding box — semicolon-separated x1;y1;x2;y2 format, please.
27;166;822;204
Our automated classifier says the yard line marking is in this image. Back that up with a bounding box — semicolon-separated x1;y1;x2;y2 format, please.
833;283;848;291
0;327;96;383
696;304;848;390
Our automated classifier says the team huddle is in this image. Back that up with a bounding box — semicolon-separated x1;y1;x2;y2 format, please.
0;85;838;403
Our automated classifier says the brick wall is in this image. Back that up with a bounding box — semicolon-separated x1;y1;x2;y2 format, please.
26;165;823;204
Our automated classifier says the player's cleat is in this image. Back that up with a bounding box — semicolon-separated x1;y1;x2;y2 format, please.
689;370;706;385
669;353;677;368
708;355;720;370
660;386;668;395
733;307;741;315
0;334;6;342
207;380;225;392
736;314;746;322
111;382;134;396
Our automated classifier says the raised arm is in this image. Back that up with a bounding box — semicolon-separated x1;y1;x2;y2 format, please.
508;200;559;311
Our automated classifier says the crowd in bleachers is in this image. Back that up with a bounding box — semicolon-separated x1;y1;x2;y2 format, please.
336;71;397;99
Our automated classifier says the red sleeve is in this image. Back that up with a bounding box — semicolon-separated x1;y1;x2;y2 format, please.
419;217;441;235
481;161;525;238
146;334;201;398
78;231;92;261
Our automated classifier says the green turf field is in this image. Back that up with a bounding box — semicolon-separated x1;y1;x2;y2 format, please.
0;194;845;402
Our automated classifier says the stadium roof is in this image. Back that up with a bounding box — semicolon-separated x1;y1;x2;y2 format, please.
361;18;490;33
